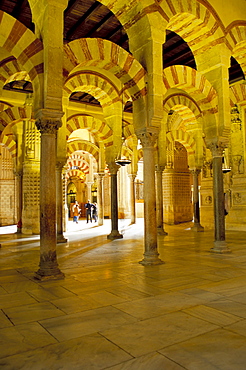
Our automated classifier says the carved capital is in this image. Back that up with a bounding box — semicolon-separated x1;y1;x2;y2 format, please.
35;109;63;134
207;142;226;157
190;168;201;176
128;173;137;181
155;164;165;173
137;129;158;148
107;162;120;175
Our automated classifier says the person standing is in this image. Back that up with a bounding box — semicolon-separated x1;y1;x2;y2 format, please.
92;203;98;222
85;200;92;223
72;200;80;224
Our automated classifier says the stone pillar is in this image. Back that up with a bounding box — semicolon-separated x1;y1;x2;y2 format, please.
97;173;104;226
138;130;164;265
191;169;204;232
87;182;93;201
15;171;23;233
128;174;136;224
209;144;231;253
56;161;67;243
107;162;123;239
155;165;168;235
34;110;64;280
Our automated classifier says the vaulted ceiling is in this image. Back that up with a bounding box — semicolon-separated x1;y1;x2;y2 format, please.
1;0;245;108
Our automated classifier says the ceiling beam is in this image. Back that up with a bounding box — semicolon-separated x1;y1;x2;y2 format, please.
12;0;27;17
64;0;78;17
85;11;113;37
66;2;102;40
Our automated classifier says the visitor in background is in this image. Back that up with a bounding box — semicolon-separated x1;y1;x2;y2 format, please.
72;200;80;224
92;203;98;223
85;200;92;223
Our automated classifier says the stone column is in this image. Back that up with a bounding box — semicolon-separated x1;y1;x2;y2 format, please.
97;173;104;226
209;144;231;253
107;162;123;239
191;169;204;232
138;130;164;265
155;165;168;235
56;161;67;243
15;171;23;233
87;182;93;201
128;173;136;224
35;110;64;280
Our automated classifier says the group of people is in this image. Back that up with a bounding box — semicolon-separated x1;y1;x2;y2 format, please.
72;200;98;224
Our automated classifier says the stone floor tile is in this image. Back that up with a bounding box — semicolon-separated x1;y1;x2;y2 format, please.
0;280;39;294
183;304;243;326
0;322;57;359
101;311;218;357
160;328;246;370
224;318;246;338
40;306;137;342
0;333;132;370
3;301;65;325
107;351;185;369
206;298;246;319
113;291;203;320
0;291;38;309
0;309;13;328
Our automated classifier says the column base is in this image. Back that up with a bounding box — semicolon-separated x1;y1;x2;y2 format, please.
107;230;123;240
57;235;68;243
210;240;231;254
191;223;204;232
157;227;168;236
34;268;65;281
139;252;164;266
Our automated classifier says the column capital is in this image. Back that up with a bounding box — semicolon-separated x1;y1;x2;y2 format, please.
155;164;165;172
35;109;64;134
136;128;158;148
190;168;201;176
128;173;137;181
107;162;120;175
207;142;226;157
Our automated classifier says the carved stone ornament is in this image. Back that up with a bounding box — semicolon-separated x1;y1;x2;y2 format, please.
207;142;226;157
233;192;242;204
205;195;212;204
107;161;120;174
35;118;61;134
137;130;158;148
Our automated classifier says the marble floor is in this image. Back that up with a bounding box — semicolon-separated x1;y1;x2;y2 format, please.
1;219;246;369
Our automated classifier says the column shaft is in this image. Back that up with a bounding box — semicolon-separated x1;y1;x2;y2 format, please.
138;131;164;265
56;163;67;243
97;173;104;226
107;163;122;239
191;169;204;232
155;166;167;235
129;174;136;224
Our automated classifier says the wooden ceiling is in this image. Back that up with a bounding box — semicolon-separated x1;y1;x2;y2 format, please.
1;0;245;109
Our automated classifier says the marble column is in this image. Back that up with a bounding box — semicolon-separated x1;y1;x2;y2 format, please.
191;169;204;232
34;110;64;280
97;173;104;226
209;143;231;253
87;182;93;201
138;130;164;265
155;165;168;235
107;162;123;239
56;162;67;243
15;171;23;233
128;174;136;224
